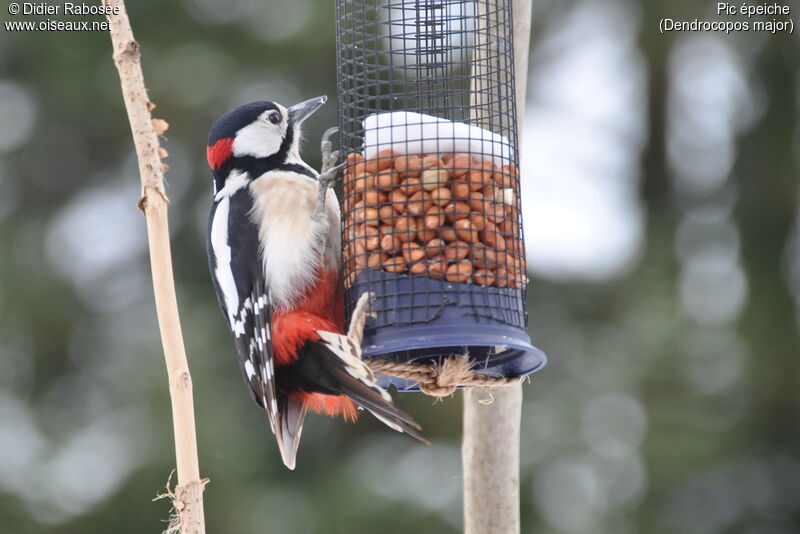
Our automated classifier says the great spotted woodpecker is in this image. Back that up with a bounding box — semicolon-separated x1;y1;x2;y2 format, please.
206;96;425;469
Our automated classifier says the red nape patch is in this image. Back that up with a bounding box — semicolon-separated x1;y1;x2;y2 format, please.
207;137;234;170
293;392;359;422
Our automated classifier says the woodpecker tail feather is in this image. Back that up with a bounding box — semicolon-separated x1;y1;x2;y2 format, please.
273;329;429;462
274;395;307;470
314;331;429;444
325;361;429;444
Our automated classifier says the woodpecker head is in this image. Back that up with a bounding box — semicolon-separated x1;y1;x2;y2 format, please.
207;96;326;193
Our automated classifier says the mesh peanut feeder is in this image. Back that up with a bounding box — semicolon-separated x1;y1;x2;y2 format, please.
336;0;546;392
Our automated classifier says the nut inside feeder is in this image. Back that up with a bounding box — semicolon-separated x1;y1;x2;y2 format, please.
344;113;524;288
335;0;546;390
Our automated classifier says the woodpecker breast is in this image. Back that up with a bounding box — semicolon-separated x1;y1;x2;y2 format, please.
248;171;340;310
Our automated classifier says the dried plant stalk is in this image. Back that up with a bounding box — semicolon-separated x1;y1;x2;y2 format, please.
104;1;207;532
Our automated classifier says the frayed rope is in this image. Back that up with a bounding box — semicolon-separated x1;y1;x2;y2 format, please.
366;355;523;397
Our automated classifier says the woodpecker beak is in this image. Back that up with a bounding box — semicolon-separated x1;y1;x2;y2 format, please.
288;96;326;125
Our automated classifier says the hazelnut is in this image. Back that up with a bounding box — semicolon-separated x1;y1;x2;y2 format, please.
451;153;476;178
425;238;446;257
389;189;407;214
406;190;434;216
431;186;453;207
395;216;418;242
367;252;389;269
446;260;473;283
394;154;423;177
378;205;394;220
383;256;407;273
439;227;458;242
401;242;426;263
376;170;400;190
454;218;479;242
421;168;449;191
473;268;495;286
444;201;470;223
495;266;509;288
444;241;470;261
426;256;448;279
424;206;446;230
380;233;401;253
365;149;396;173
364;190;387;206
421;154;442;169
452;181;470;199
399;177;422;195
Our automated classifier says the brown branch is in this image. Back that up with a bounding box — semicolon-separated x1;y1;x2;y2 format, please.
104;2;207;533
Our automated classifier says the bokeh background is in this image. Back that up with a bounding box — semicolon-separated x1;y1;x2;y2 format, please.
1;0;799;532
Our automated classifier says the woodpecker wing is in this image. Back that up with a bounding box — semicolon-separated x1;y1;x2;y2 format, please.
208;190;284;447
316;331;428;443
278;331;428;444
249;282;308;469
244;280;280;428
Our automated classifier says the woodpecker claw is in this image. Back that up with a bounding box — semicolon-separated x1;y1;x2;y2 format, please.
328;150;341;167
314;161;346;221
347;291;376;348
313;127;343;221
364;292;377;319
320;127;339;175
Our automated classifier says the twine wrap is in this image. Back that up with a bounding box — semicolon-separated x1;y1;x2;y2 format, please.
366;356;523;397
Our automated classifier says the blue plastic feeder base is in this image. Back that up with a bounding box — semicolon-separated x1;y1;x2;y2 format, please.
348;269;547;392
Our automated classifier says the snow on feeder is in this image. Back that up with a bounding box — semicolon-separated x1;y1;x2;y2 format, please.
335;0;546;391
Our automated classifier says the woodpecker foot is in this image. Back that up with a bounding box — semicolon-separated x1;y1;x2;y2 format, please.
313;127;344;221
320;127;340;175
313;161;346;221
347;291;376;349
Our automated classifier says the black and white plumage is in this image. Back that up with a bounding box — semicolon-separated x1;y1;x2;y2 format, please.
205;97;426;469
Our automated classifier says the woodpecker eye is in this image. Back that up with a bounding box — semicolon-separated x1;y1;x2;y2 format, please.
268;112;281;125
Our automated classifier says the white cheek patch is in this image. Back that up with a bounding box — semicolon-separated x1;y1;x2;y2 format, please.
232;119;283;159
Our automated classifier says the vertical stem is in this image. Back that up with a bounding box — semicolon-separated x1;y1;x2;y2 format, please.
463;385;523;534
463;1;532;533
104;1;206;532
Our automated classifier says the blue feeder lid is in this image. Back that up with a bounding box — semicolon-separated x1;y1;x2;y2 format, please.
348;269;547;392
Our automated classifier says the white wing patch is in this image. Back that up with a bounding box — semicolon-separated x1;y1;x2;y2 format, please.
244;359;256;379
210;197;240;326
228;297;251;338
251;293;277;414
